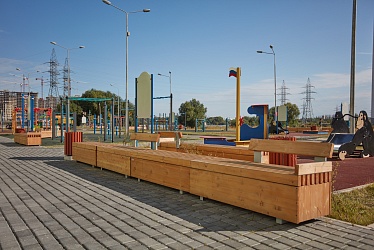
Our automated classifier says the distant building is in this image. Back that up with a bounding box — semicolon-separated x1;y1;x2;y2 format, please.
0;91;39;122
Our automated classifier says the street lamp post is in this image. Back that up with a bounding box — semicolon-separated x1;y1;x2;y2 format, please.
102;0;150;136
50;41;84;132
257;45;277;133
158;72;172;130
110;83;121;138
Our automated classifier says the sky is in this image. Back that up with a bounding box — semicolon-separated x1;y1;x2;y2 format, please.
0;0;373;119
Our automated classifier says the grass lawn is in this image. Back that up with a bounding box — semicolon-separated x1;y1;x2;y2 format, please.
330;183;374;226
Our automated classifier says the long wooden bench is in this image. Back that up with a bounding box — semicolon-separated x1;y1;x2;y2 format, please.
14;132;42;146
72;139;333;224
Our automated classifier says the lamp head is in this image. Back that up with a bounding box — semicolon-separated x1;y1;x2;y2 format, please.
50;41;57;45
102;0;111;5
79;46;85;49
256;51;263;53
269;45;273;49
143;9;151;12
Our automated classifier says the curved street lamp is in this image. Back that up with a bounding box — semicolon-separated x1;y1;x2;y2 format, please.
102;0;150;136
257;45;277;133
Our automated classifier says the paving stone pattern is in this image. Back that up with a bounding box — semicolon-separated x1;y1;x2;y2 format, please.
0;136;373;249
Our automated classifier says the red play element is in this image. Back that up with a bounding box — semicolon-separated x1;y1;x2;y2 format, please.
239;117;244;126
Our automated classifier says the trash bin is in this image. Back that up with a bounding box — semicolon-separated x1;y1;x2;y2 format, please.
64;132;83;156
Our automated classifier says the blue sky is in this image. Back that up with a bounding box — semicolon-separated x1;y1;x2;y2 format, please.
0;0;373;119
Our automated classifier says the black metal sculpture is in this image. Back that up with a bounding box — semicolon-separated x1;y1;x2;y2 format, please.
338;110;374;160
331;111;349;134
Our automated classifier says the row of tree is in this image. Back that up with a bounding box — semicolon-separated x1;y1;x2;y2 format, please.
64;89;304;128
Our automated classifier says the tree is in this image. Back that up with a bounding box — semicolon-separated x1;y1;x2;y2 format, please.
269;102;300;127
75;89;136;126
206;116;225;125
178;99;207;128
228;116;259;127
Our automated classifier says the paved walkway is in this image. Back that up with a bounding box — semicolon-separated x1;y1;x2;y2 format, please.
0;136;373;250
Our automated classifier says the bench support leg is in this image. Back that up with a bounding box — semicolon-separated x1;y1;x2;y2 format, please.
276;218;285;224
200;196;204;201
179;190;183;194
314;156;327;162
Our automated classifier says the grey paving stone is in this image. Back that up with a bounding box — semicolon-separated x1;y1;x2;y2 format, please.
1;136;374;250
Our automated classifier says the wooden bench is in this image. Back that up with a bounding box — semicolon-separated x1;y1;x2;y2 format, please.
129;132;160;150
72;138;333;224
14;132;42;146
158;131;182;148
159;142;255;161
248;138;333;163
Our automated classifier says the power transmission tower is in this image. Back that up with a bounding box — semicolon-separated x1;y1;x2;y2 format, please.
278;80;290;105
46;48;60;109
63;57;69;98
301;77;316;124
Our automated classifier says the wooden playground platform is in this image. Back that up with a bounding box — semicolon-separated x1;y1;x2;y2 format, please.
72;138;333;224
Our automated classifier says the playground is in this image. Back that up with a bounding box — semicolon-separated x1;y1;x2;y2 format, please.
3;70;373;225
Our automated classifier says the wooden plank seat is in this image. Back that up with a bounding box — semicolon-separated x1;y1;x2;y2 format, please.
72;140;333;224
129;132;160;150
248;138;334;163
14;132;42;146
159;142;255;161
158;131;183;148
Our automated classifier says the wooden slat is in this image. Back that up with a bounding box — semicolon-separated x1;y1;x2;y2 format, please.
158;131;183;138
295;162;332;175
72;141;99;150
190;159;298;186
130;133;160;142
248;139;334;158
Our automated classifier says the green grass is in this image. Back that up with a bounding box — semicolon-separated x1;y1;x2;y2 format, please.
330;183;374;226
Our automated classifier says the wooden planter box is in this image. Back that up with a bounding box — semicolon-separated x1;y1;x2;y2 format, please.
40;130;52;138
14;132;42;146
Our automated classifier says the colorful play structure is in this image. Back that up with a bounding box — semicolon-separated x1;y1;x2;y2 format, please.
12;105;53;136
